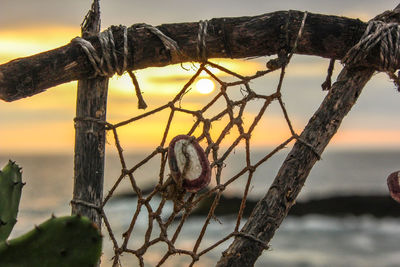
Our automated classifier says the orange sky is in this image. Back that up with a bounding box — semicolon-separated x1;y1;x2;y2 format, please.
1;14;400;154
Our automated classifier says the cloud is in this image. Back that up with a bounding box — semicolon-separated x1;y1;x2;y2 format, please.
331;129;400;149
0;26;80;60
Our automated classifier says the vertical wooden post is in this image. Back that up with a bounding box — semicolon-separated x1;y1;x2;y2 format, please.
71;0;108;229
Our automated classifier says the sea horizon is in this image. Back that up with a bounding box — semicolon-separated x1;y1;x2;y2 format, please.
1;148;400;266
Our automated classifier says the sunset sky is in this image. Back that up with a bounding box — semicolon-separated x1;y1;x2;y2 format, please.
1;0;400;154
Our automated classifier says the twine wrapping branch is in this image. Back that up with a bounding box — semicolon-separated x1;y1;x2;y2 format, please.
73;25;149;108
73;23;182;78
71;37;106;76
343;15;400;90
72;23;128;77
140;24;183;62
342;20;400;71
197;20;209;62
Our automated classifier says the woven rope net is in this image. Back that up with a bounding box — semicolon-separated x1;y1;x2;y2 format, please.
77;16;333;263
99;58;308;267
68;6;400;265
68;7;400;266
69;11;335;266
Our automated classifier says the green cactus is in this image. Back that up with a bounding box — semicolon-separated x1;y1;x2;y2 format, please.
0;215;102;267
0;160;23;242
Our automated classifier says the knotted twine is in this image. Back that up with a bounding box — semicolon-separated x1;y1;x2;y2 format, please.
342;19;400;91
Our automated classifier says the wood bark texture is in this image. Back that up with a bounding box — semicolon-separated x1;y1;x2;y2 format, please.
71;0;107;229
0;10;370;102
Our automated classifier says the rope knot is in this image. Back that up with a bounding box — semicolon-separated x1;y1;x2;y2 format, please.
72;26;128;77
342;18;400;91
342;20;400;72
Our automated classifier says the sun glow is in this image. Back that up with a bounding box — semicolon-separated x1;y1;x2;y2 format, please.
196;78;215;94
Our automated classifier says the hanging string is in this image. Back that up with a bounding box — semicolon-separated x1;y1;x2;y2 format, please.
321;59;335;91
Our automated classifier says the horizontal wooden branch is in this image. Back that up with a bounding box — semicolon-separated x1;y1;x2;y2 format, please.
0;10;369;102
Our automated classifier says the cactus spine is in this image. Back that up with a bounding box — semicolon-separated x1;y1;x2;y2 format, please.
0;160;23;242
0;215;102;267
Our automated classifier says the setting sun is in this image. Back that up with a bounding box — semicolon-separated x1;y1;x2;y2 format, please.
196;78;215;94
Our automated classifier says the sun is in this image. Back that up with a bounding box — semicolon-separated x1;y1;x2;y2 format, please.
196;78;215;94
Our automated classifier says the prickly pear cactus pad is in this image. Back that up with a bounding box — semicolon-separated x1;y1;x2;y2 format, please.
0;215;102;267
0;160;23;242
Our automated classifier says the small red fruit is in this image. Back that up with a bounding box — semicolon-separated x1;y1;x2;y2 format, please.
387;171;400;203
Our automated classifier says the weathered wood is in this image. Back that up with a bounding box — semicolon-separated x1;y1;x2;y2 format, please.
71;0;107;229
216;66;375;267
216;6;400;264
0;10;369;102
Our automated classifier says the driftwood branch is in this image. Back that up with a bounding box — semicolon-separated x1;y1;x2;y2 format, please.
216;66;375;267
216;6;400;267
0;10;371;102
71;0;107;229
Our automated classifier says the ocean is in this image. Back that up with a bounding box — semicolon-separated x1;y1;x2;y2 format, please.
1;149;400;266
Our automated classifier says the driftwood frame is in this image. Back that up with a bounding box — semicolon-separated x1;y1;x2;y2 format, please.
1;2;399;266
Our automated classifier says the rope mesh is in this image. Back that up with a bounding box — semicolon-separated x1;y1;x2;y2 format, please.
73;52;326;265
69;12;324;267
